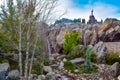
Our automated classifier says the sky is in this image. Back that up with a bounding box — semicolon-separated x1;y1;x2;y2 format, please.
0;0;120;22
58;0;120;21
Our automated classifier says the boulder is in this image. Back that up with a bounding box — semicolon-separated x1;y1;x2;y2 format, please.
43;66;52;73
37;75;46;80
92;41;108;63
0;63;10;80
110;62;120;77
0;63;10;72
63;58;67;62
7;70;19;80
46;72;56;80
28;74;38;80
59;61;64;69
70;58;85;64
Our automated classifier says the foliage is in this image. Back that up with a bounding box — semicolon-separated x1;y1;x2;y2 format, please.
0;57;18;70
85;47;92;72
0;30;12;53
0;58;9;63
74;64;98;74
63;31;81;52
64;61;75;71
63;61;98;74
61;46;97;63
105;52;120;65
32;59;41;75
70;45;87;58
91;51;97;63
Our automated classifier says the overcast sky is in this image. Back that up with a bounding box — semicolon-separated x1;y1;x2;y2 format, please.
58;0;120;21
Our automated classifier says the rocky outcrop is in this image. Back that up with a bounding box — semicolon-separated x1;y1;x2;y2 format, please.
92;41;108;63
48;18;120;53
98;18;120;42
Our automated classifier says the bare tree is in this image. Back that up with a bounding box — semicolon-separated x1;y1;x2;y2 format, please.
0;0;64;80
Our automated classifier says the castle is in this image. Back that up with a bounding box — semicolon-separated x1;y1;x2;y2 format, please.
87;10;103;25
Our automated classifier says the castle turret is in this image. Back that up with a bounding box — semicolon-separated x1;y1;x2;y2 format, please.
87;10;102;25
87;10;97;25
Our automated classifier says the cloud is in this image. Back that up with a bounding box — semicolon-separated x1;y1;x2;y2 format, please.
58;0;120;22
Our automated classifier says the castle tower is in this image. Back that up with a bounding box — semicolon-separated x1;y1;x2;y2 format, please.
87;10;97;25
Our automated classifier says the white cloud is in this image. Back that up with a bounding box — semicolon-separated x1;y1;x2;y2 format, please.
58;0;120;22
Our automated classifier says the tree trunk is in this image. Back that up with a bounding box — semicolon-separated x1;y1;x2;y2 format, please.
28;36;38;80
18;22;23;80
24;19;31;80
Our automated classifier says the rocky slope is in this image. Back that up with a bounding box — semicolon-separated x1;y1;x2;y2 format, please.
48;18;120;54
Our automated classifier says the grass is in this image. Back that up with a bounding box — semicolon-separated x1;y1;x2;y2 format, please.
63;61;98;74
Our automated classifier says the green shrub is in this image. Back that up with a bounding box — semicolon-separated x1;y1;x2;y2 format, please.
32;59;41;75
70;45;86;58
0;58;9;63
63;31;81;52
105;52;120;65
69;63;98;74
91;51;97;63
0;30;12;53
64;61;75;71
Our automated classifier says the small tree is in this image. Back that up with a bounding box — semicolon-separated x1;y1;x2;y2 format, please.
63;31;80;52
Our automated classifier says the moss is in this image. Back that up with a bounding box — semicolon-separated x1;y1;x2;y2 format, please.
105;52;120;65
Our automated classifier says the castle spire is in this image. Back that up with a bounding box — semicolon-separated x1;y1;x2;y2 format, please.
91;9;93;15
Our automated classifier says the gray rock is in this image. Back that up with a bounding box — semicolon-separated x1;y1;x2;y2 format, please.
59;61;64;69
70;58;85;64
0;63;10;80
28;74;38;80
7;70;19;80
92;41;108;63
49;56;55;61
0;63;10;72
63;58;67;62
37;75;46;80
43;66;52;73
46;72;56;80
110;62;120;77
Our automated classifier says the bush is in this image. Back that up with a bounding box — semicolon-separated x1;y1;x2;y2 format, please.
32;59;41;75
105;52;120;65
0;58;9;63
63;31;81;52
70;45;86;58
